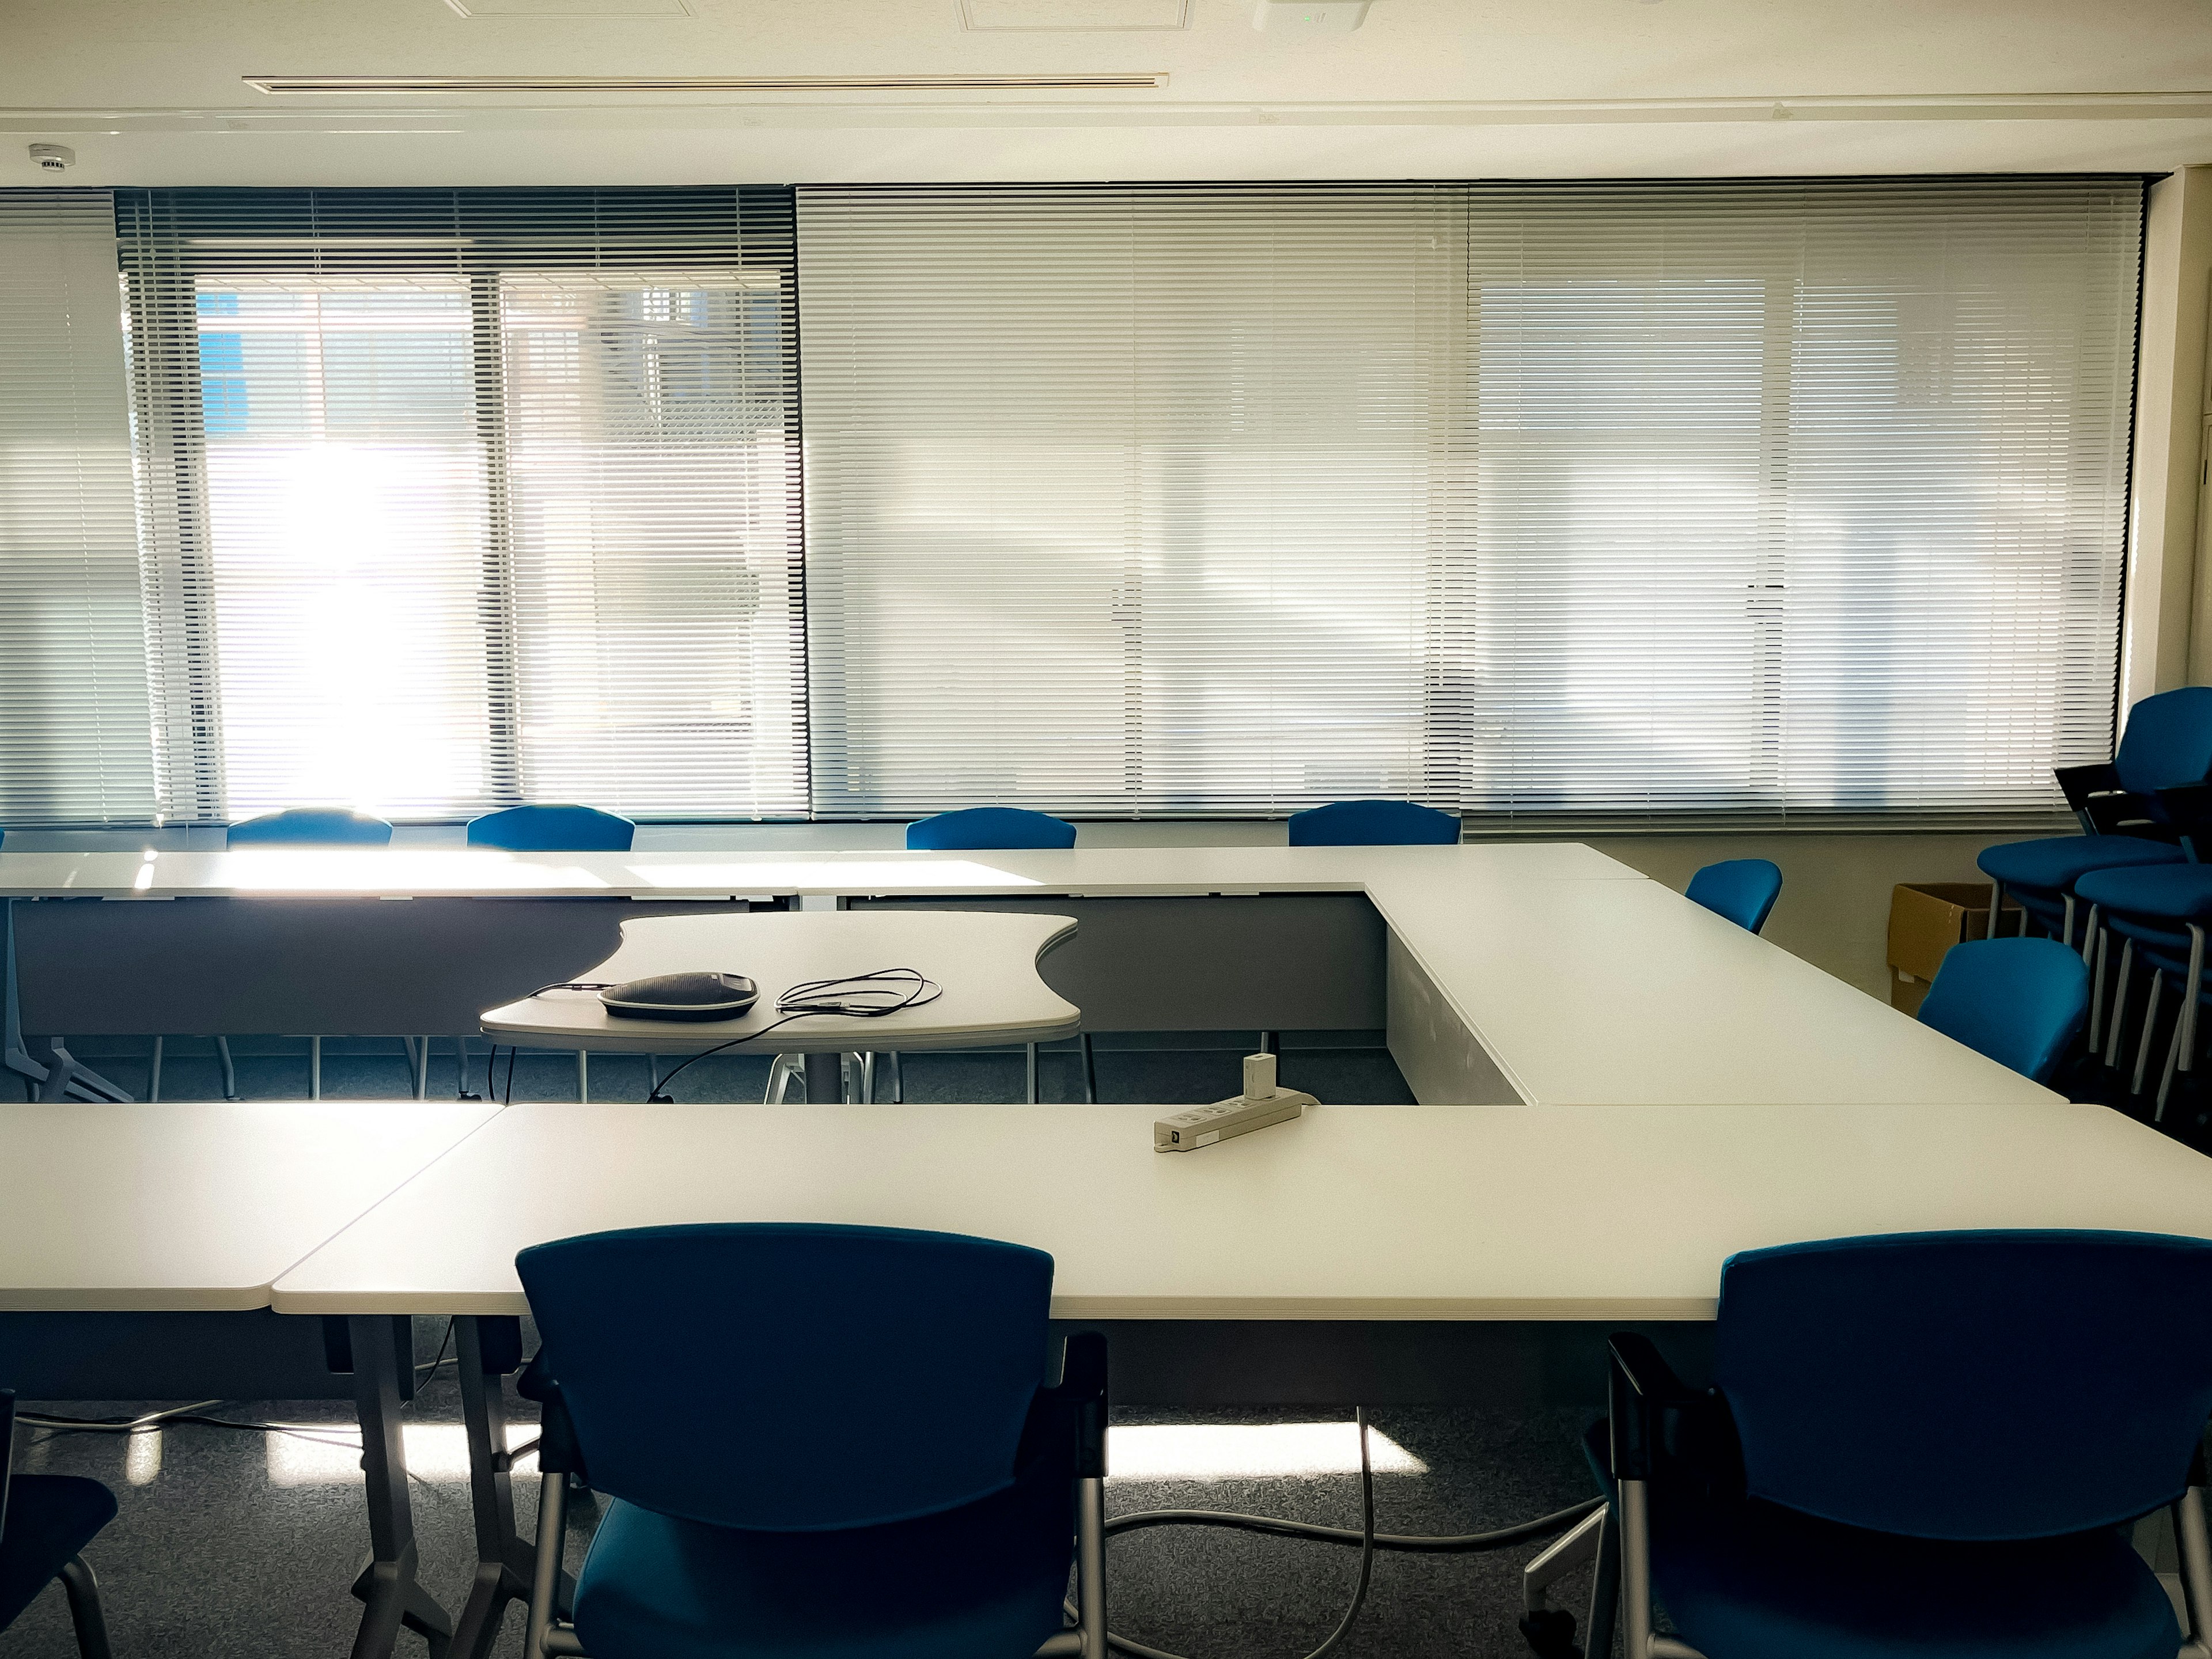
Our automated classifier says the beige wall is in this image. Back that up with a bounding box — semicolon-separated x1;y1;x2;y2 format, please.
2136;165;2212;699
1570;832;2014;1000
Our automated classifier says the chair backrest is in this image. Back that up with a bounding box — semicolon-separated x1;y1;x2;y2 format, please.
517;1222;1055;1532
1716;1230;2212;1540
466;804;635;853
225;808;393;847
1285;800;1459;847
2116;686;2212;802
906;807;1075;851
1916;937;2086;1083
1684;858;1783;934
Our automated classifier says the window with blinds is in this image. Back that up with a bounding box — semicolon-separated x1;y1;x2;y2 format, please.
0;189;156;827
798;178;2143;827
117;187;805;824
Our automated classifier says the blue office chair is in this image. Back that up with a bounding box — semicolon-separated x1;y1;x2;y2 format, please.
900;808;1082;1104
907;808;1076;852
1524;1230;2212;1659
1684;860;1782;934
465;804;637;1101
1976;687;2212;951
467;804;635;854
149;808;404;1102
1914;937;2088;1085
0;1393;117;1658
225;808;395;847
1286;800;1459;846
514;1222;1107;1659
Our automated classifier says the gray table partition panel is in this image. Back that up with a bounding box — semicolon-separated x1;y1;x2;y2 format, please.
850;893;1388;1032
14;897;777;1035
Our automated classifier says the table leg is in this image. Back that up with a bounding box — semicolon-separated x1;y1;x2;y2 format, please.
450;1317;563;1659
804;1050;843;1103
346;1315;454;1659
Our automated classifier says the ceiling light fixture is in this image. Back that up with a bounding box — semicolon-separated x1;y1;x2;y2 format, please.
243;71;1168;94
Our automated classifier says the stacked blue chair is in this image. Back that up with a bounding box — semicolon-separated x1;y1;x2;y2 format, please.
1915;937;2089;1085
1522;1229;2212;1659
1976;687;2212;952
896;808;1081;1105
1286;799;1459;847
149;808;400;1101
513;1222;1108;1659
0;1392;118;1658
467;805;637;1102
1685;860;1782;934
2077;846;2212;1116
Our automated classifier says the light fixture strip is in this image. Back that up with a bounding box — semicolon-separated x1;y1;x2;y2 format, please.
244;72;1169;94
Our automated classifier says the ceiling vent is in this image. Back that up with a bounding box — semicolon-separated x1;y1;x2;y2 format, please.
960;0;1191;28
243;71;1170;93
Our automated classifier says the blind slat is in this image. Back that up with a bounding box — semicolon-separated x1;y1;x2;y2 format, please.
0;188;156;828
796;177;2143;826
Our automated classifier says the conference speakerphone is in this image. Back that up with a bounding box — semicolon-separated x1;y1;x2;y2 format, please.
599;972;760;1021
1156;1052;1315;1152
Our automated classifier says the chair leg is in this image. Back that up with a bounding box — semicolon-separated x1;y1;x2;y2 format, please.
888;1050;904;1104
1586;1502;1620;1659
58;1555;112;1659
2089;921;2107;1054
2062;893;2077;951
2176;1486;2212;1653
1520;1503;1603;1654
215;1036;238;1100
148;1035;163;1103
1081;1032;1096;1103
576;1050;588;1104
412;1036;430;1100
766;1054;798;1105
2160;1016;2185;1122
1621;1478;1656;1659
525;1470;568;1659
1075;1474;1107;1659
1988;881;2004;941
1026;1042;1040;1103
310;1035;322;1100
2137;971;2166;1096
2106;939;2134;1069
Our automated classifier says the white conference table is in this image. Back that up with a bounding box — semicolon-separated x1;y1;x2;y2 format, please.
0;1099;500;1659
266;1094;2212;1656
481;911;1082;1107
0;840;2049;1109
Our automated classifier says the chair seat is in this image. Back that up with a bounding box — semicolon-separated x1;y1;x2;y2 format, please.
571;1453;1074;1659
2076;862;2212;923
1649;1486;2176;1659
0;1475;116;1631
1978;835;2185;895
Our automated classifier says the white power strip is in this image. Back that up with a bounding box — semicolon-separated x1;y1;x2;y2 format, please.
1154;1053;1314;1152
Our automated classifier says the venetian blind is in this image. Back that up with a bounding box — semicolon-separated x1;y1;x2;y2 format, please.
797;177;2142;827
0;189;156;827
117;187;806;823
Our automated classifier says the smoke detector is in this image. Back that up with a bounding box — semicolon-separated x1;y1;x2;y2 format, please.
1253;0;1369;30
29;144;74;173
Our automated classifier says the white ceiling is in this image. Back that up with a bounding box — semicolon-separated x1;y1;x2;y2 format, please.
2;0;2207;187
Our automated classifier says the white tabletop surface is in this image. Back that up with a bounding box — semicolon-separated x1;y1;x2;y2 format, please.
0;839;2048;1109
270;1099;2212;1323
480;910;1082;1054
0;1100;500;1311
0;841;1639;901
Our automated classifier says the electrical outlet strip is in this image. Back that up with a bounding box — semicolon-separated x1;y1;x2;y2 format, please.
1155;1086;1313;1152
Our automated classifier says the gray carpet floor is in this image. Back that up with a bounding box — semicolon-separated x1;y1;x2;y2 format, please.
7;1039;1609;1659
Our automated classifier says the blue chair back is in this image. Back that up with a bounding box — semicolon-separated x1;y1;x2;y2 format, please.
467;804;635;853
225;808;393;847
2116;686;2212;803
1715;1230;2212;1540
1916;937;2087;1083
907;808;1075;851
1684;858;1783;934
1286;800;1459;847
517;1222;1056;1532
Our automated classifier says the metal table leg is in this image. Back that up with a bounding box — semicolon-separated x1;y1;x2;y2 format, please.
450;1317;567;1659
804;1049;843;1103
344;1315;454;1659
5;902;131;1103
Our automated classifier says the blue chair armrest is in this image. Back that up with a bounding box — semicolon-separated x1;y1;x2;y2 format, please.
517;1354;591;1482
1021;1332;1108;1480
1606;1335;1739;1495
2054;762;2123;813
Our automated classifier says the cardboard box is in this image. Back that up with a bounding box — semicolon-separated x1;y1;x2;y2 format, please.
1888;882;2024;1016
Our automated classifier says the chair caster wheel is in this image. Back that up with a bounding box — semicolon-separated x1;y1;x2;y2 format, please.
1519;1608;1582;1659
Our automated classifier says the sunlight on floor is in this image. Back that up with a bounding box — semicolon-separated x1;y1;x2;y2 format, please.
1106;1422;1425;1482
